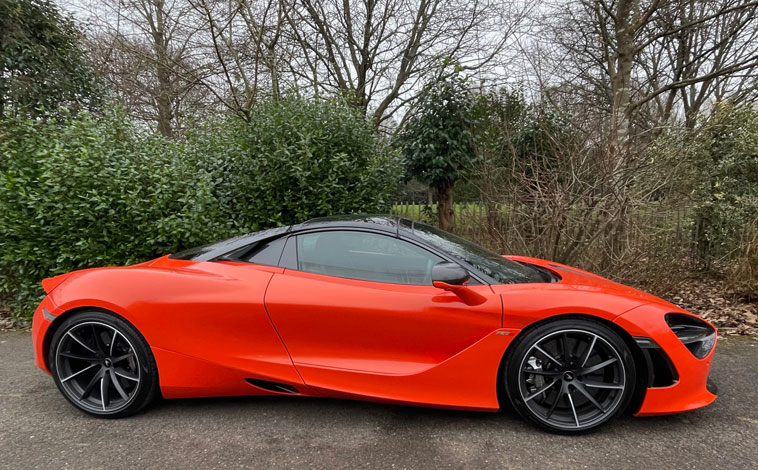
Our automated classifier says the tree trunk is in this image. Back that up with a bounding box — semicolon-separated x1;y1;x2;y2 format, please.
151;0;174;138
155;59;174;137
604;0;635;262
609;0;634;171
437;179;455;231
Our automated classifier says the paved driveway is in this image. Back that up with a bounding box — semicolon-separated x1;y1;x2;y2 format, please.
1;331;756;469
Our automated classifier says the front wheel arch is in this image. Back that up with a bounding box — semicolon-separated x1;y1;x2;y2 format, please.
496;313;648;417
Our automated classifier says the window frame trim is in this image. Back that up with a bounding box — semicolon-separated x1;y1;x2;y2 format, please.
278;227;487;286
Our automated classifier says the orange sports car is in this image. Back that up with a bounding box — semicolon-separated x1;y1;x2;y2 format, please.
31;215;717;433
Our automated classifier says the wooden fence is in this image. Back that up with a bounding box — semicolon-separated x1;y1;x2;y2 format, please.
392;200;695;258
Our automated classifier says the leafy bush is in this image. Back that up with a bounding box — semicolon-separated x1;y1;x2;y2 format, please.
0;97;401;319
397;70;479;230
0;0;100;119
0;110;227;317
727;220;758;299
691;103;758;266
187;96;401;232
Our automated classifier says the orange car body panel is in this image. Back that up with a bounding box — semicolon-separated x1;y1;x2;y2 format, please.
264;269;503;374
614;304;717;415
264;268;505;409
34;257;302;391
31;251;716;416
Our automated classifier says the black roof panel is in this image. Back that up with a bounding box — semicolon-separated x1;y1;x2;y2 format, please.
293;214;401;234
170;214;405;261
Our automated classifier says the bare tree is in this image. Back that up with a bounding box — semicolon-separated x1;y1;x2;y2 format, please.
491;0;758;264
70;0;529;127
644;0;758;128
184;0;292;120
544;0;758;158
284;0;526;126
77;0;206;136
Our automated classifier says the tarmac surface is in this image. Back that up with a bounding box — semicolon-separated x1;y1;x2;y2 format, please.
1;331;756;469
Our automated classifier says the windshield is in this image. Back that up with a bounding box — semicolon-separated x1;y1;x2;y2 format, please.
403;220;549;284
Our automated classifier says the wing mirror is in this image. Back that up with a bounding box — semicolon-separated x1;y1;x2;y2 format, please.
431;262;486;306
431;261;470;286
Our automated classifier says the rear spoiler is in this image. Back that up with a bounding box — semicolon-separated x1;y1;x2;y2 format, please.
41;272;75;294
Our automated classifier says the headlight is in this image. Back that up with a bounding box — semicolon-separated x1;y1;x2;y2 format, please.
665;313;716;359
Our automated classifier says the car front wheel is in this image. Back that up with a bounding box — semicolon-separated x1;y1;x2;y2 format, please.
504;318;636;433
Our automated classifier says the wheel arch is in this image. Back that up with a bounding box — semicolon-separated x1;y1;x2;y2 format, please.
42;306;142;372
496;312;648;414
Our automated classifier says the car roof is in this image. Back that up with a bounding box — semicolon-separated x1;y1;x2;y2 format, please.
170;215;412;262
292;214;403;235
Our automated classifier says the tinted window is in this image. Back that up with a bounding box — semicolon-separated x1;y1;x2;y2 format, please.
169;226;291;261
296;231;443;285
402;220;547;284
279;236;297;269
244;237;286;266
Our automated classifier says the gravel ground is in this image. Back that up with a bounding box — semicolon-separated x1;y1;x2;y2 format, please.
1;331;757;470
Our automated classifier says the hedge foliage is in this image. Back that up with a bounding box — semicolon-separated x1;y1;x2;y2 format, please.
0;97;401;318
691;103;758;297
190;97;400;231
649;102;758;295
0;0;100;119
691;103;758;260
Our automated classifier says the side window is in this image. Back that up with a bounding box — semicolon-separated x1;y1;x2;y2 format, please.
296;231;443;285
244;237;286;266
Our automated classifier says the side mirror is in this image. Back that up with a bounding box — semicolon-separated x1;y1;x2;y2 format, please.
431;262;486;306
431;261;470;286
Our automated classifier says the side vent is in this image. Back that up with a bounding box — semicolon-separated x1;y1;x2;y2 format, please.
634;337;679;387
245;378;299;394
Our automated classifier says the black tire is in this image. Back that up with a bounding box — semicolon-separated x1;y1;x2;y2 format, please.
48;310;159;418
504;317;636;434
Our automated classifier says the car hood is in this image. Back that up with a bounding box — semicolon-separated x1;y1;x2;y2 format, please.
504;255;677;310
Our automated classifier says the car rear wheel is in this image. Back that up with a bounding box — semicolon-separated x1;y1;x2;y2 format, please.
504;318;636;433
48;310;159;418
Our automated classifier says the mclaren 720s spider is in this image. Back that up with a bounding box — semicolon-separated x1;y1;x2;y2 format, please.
32;215;717;433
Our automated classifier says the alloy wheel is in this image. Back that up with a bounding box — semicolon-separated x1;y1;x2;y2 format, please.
54;321;141;414
518;329;626;431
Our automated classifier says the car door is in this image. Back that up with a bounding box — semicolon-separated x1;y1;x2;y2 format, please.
264;230;502;390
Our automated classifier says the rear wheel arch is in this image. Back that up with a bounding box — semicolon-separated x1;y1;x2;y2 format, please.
47;308;161;417
496;313;648;415
43;306;143;371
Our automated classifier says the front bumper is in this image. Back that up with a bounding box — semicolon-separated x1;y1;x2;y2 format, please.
614;304;717;416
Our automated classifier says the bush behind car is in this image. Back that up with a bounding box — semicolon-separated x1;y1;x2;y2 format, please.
0;97;401;320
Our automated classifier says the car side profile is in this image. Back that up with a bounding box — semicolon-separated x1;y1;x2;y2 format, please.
31;215;717;433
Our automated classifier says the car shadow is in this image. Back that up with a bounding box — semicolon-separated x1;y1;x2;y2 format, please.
138;393;711;437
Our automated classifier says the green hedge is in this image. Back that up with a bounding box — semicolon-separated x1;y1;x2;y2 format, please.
0;97;401;319
187;97;400;231
691;103;758;261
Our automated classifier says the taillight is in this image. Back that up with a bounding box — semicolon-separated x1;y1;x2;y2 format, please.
665;313;716;359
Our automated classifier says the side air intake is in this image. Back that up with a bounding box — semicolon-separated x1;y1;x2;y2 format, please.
634;337;679;387
244;378;299;394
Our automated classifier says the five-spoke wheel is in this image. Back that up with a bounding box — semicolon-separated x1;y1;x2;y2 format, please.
505;318;635;433
49;311;159;418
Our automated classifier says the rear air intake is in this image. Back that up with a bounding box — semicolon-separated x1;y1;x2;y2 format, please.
665;313;717;359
